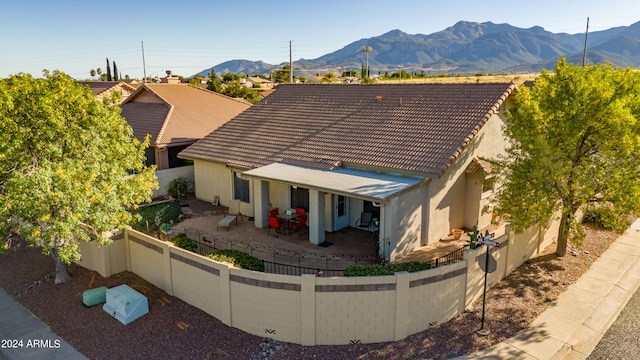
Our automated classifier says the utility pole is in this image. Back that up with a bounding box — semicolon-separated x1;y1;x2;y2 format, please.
582;17;590;67
363;46;372;78
289;40;293;84
142;41;147;83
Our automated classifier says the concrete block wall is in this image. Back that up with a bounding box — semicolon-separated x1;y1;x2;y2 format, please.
407;262;467;334
76;224;560;346
229;270;302;343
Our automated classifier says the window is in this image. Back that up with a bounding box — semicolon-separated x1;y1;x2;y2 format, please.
291;187;309;211
168;145;191;168
233;171;250;203
481;177;495;197
363;200;381;220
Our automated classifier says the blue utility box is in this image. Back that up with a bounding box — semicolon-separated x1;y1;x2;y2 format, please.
103;284;149;325
83;286;108;307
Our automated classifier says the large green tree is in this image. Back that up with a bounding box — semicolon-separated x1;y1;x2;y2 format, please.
221;80;261;104
0;71;158;283
206;68;222;93
494;58;640;256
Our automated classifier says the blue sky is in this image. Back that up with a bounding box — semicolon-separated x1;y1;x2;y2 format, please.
2;0;639;79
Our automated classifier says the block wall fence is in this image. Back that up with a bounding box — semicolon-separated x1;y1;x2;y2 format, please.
77;220;557;345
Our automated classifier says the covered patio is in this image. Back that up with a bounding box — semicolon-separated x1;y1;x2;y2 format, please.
243;162;425;258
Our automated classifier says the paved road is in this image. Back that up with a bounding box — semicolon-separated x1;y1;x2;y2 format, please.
589;285;640;359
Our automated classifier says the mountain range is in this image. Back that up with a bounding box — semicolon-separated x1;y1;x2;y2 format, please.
196;20;640;77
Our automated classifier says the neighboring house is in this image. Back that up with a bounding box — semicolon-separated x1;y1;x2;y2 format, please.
78;81;137;102
179;83;516;260
120;82;251;170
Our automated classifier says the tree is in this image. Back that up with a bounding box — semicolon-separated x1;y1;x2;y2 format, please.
322;72;336;83
221;80;261;104
106;58;112;81
206;68;222;93
272;65;294;84
0;71;158;283
222;72;241;82
112;61;118;81
96;68;103;81
90;69;96;80
494;58;640;257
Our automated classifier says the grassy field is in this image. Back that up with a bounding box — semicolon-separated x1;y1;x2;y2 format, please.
377;73;539;85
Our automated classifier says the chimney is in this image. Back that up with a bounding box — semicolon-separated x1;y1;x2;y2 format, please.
161;70;180;84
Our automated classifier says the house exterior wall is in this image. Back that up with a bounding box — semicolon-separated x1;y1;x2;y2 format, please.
427;112;509;246
154;147;169;170
193;160;231;205
134;91;164;103
77;219;557;346
268;182;290;213
388;184;429;261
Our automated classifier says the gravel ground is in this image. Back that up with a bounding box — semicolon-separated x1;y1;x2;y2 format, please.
0;223;618;360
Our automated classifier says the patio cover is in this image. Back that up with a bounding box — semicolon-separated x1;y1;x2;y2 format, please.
242;163;425;202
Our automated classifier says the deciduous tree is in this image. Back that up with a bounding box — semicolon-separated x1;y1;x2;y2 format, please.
494;58;640;256
0;71;158;282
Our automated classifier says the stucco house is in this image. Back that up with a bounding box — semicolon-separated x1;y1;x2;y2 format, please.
179;83;516;260
78;81;137;102
120;82;251;195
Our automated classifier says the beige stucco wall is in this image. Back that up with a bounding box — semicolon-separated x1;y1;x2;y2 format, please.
193;160;253;216
154;165;194;198
76;219;556;346
268;182;291;213
388;184;429;261
76;232;126;278
427;111;509;246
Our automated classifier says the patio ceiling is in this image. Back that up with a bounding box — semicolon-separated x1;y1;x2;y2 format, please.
242;163;425;202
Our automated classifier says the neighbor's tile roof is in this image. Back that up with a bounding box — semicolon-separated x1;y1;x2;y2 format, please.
78;81;136;97
120;84;251;147
180;83;515;175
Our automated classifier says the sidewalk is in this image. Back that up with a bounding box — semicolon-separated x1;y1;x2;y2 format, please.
0;287;87;360
462;219;640;360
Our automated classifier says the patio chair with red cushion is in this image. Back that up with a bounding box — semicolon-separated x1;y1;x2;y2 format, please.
291;214;308;236
295;208;306;215
268;216;287;238
269;208;279;217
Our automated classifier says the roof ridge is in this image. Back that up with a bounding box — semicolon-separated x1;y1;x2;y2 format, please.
439;82;516;176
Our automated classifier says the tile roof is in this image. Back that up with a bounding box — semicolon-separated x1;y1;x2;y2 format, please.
180;83;515;175
120;84;251;147
465;157;493;175
78;81;136;97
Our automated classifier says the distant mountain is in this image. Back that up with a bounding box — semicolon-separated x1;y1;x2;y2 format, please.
195;60;273;78
194;20;640;77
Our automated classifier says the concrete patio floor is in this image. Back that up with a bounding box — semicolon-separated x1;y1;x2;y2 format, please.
170;196;484;271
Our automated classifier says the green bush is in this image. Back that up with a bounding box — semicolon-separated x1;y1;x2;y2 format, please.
207;249;264;272
131;202;181;233
582;203;631;233
344;261;432;276
172;234;198;252
166;177;188;198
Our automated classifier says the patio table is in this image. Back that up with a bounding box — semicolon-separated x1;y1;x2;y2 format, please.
276;213;300;234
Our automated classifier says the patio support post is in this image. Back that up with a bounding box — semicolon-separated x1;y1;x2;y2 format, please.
253;179;269;228
308;189;325;245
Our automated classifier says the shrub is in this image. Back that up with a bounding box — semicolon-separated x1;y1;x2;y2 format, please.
344;261;431;276
582;203;631;233
166;177;188;198
172;234;198;252
131;202;181;233
207;249;264;272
